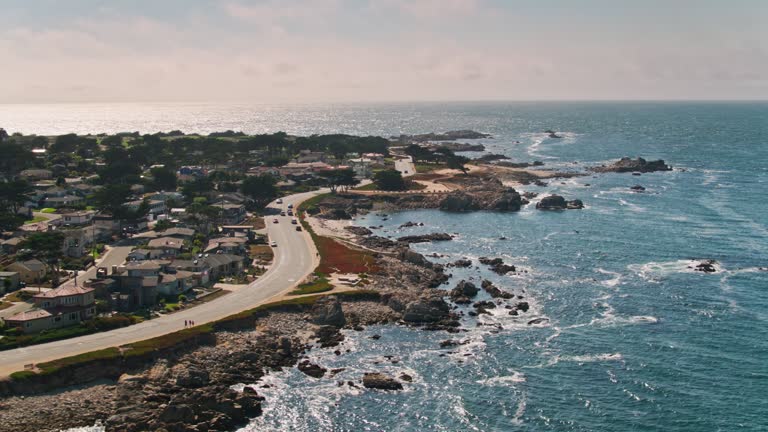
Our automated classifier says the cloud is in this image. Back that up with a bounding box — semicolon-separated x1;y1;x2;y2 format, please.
372;0;481;18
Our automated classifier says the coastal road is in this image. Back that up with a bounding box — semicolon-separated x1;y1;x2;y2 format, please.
0;191;321;377
394;156;416;177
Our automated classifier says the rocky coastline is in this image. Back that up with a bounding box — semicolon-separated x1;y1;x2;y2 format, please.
0;156;678;431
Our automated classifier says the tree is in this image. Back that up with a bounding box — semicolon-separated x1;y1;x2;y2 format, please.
149;166;178;192
154;219;175;232
373;169;406;191
93;184;132;217
241;174;278;208
182;177;214;201
318;168;359;193
0;179;32;214
0;141;33;175
446;155;470;174
19;232;65;285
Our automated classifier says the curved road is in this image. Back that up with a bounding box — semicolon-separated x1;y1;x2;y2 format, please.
0;191;321;377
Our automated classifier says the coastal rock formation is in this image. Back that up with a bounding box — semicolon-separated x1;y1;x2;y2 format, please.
362;373;403;390
344;226;373;236
449;280;479;304
479;257;516;274
591;157;672;173
475;153;510;162
399;221;424;228
481;280;514;299
448;258;472;268
397;232;454;243
403;295;452;324
298;360;327;378
692;259;718;273
311;296;346;327
391;130;491;142
496;160;544;168
535;195;584;210
430;142;486;152
630;185;646;192
357;235;398;250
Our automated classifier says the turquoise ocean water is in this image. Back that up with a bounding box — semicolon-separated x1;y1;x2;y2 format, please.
5;102;766;431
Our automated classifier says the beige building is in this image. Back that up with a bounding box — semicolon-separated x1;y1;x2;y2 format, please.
5;285;96;333
7;259;47;284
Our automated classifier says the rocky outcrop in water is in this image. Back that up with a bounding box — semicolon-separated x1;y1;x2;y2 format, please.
535;195;584;210
449;280;479;304
402;295;453;324
481;280;514;299
391;130;491;142
298;360;327;378
399;221;424;228
692;259;718;273
591;157;672;173
479;257;517;274
362;373;403;390
397;233;454;243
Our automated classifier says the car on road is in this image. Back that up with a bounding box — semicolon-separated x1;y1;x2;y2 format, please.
270;240;277;247
280;211;286;216
295;226;302;232
287;204;294;209
287;210;293;216
273;218;279;224
276;198;283;204
291;218;298;224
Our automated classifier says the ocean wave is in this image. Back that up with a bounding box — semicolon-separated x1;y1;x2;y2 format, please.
476;371;527;386
627;259;725;281
596;268;622;288
560;352;624;363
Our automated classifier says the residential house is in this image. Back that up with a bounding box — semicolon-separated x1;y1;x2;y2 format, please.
247;166;281;177
43;195;85;209
59;210;96;225
19;169;53;181
278;162;334;177
214;203;247;225
1;236;25;254
0;271;20;293
7;259;46;284
147;237;184;258
345;158;373;178
295;150;326;163
161;227;196;240
5;285;95;333
156;270;196;297
127;248;153;261
204;236;247;255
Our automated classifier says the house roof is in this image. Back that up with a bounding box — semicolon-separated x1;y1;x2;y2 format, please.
9;259;45;272
6;309;52;322
147;237;183;250
162;227;195;238
34;284;94;299
0;271;19;277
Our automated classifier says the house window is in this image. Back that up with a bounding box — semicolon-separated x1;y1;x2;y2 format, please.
70;313;77;320
54;316;61;322
25;322;31;328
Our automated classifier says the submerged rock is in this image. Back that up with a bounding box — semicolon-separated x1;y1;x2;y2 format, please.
298;360;327;378
536;195;584;210
481;280;514;299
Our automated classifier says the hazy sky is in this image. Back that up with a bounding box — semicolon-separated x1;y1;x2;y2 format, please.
2;0;767;103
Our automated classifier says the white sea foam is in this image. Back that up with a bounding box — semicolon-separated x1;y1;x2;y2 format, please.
628;259;725;281
596;268;622;288
560;352;624;363
476;371;527;386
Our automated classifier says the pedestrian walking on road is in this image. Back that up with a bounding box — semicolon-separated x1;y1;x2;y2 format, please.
184;320;188;328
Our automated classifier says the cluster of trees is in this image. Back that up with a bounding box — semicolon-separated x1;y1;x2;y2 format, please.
405;144;469;173
0;179;32;230
317;168;358;193
373;169;406;191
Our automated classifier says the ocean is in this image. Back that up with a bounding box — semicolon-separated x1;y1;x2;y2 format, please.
6;102;766;431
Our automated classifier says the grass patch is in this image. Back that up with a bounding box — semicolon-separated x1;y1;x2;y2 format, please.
4;291;33;302
290;275;333;295
0;301;13;311
415;163;447;173
354;183;378;191
24;215;48;224
40;208;57;214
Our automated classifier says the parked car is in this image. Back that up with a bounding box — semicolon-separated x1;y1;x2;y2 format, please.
273;218;279;224
287;210;293;216
280;211;286;216
276;198;283;204
291;218;298;224
270;241;277;247
295;226;302;232
287;203;294;209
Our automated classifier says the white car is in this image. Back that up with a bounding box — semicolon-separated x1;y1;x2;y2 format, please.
270;241;277;247
276;198;283;204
